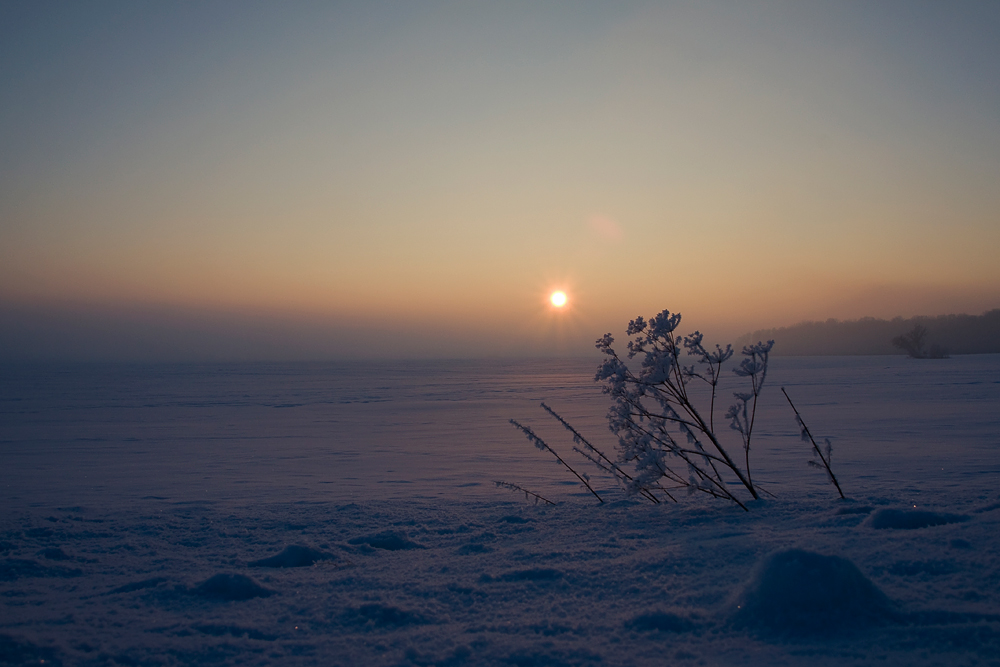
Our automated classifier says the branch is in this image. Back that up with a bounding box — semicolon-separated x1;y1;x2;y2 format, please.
494;481;555;505
781;387;845;499
509;419;604;503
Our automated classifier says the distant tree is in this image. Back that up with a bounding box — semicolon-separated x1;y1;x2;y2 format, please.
737;310;1000;356
891;324;927;357
891;324;948;359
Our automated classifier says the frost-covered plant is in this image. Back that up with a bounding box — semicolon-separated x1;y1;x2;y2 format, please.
590;310;774;510
508;309;775;510
505;309;855;508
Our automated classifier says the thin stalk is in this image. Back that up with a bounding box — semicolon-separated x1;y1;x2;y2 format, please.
781;387;845;499
620;376;745;492
690;404;758;500
510;420;604;503
539;401;663;504
494;481;555;505
618;382;755;504
540;403;632;482
619;416;748;511
708;375;717;433
744;390;758;494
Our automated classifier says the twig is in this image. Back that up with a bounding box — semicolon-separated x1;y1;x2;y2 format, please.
781;387;845;499
494;481;555;505
541;402;661;503
510;419;604;503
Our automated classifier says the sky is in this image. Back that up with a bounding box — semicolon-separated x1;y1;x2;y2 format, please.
2;1;999;361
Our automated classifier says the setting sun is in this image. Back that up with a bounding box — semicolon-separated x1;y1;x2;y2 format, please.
550;291;567;308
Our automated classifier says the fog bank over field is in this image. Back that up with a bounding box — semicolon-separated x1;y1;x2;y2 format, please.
4;301;1000;362
737;310;1000;356
0;300;599;362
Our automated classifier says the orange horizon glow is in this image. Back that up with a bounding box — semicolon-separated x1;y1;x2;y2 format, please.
2;4;999;360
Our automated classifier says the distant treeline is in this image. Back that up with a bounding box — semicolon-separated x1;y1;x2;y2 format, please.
734;309;1000;356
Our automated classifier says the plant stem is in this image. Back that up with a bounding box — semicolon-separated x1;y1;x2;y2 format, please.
494;481;555;505
781;387;845;499
510;420;604;503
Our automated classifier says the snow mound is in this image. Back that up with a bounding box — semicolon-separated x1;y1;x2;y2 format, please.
456;542;492;555
342;603;429;629
193;624;277;641
626;611;696;633
868;509;969;530
0;634;60;666
0;558;81;581
347;531;425;551
888;559;957;576
107;577;168;595
480;568;563;583
37;547;72;561
249;544;334;568
834;505;873;516
730;549;895;637
192;573;274;601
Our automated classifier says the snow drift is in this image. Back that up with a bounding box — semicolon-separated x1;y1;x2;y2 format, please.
730;549;896;637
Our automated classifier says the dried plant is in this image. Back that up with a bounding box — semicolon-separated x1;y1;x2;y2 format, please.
508;309;774;511
505;309;851;509
781;387;845;499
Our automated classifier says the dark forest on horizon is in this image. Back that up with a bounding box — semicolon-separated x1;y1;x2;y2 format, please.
736;309;1000;356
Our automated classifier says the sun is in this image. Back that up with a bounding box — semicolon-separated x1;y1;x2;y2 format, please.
550;291;568;308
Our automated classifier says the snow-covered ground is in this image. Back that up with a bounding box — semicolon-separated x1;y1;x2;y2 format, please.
2;356;999;666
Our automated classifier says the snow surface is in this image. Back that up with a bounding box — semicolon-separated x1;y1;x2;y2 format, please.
2;356;1000;665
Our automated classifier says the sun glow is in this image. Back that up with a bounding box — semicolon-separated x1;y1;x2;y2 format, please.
550;291;567;308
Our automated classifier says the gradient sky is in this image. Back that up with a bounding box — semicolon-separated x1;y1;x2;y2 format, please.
2;1;999;360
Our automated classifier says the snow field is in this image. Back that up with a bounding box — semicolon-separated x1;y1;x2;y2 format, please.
2;489;999;666
2;355;999;665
